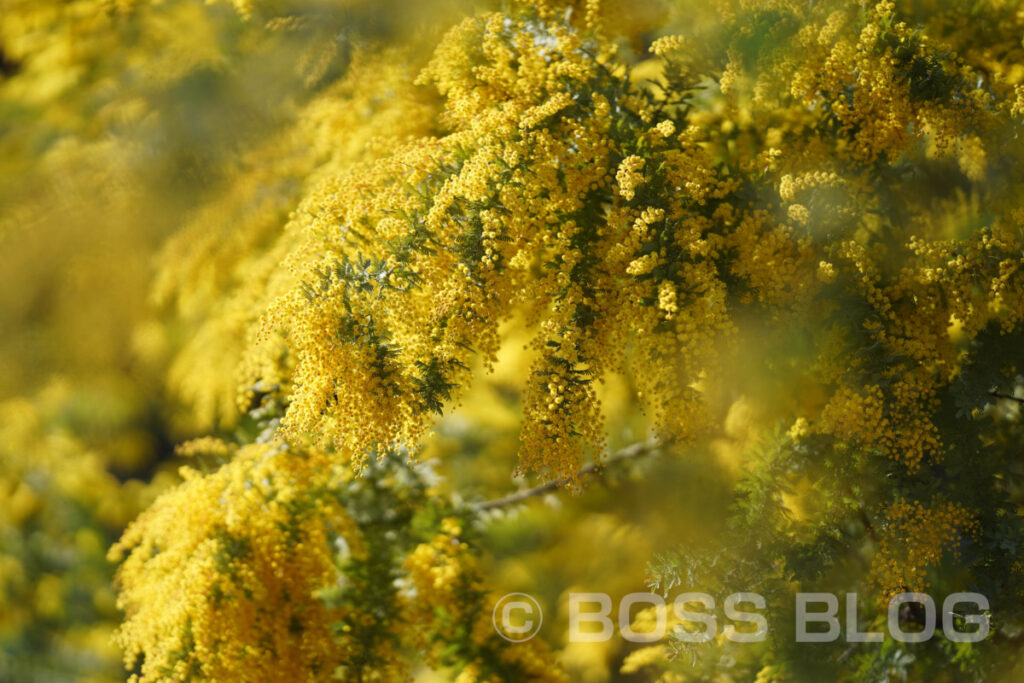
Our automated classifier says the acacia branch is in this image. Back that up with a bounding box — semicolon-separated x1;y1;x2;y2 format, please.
857;507;879;543
472;438;664;512
989;390;1024;405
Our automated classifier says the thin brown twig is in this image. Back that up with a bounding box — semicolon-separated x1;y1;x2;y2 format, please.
989;390;1024;405
837;643;857;664
472;438;664;512
858;507;879;543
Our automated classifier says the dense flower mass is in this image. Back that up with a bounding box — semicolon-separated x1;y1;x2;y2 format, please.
219;0;1024;487
7;0;1024;680
110;443;362;681
111;441;568;681
128;0;1024;677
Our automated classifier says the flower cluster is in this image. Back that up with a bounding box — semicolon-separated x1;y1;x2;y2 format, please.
110;443;369;681
91;0;1024;679
402;519;567;682
870;499;979;601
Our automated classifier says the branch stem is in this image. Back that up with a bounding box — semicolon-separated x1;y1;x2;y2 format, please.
989;390;1024;405
472;438;664;512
